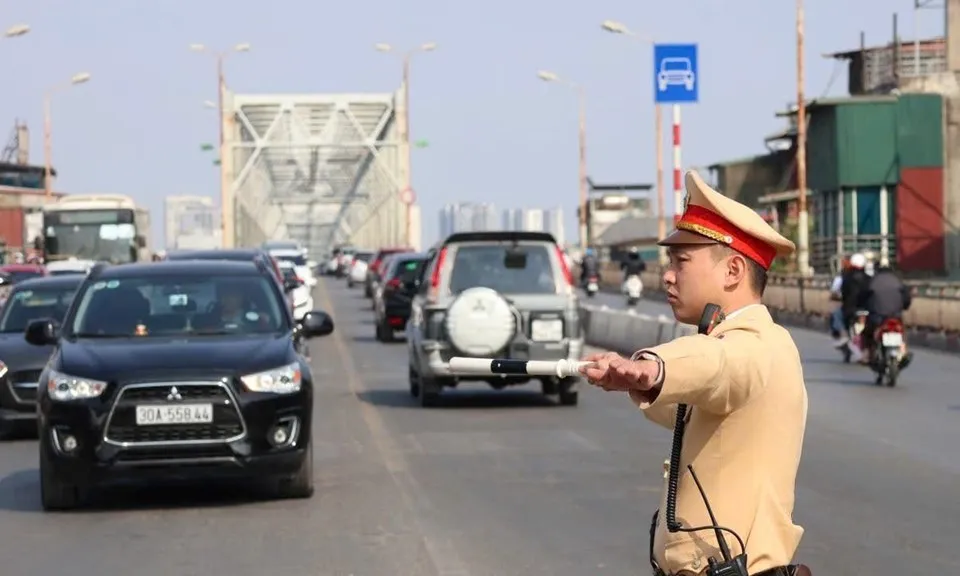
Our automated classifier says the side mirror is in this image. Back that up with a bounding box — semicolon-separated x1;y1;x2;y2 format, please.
25;318;59;346
0;274;10;287
298;310;334;338
283;277;304;292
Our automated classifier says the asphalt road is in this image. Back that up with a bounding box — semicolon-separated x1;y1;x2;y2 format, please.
0;280;954;575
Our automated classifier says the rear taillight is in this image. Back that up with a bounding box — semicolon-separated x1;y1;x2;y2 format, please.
385;278;402;290
554;246;573;286
882;318;904;332
370;258;382;274
429;247;447;295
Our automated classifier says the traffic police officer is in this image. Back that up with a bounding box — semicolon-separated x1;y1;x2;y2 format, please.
582;171;808;575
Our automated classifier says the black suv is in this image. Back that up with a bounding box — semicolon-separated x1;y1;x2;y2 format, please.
29;259;334;510
0;275;83;437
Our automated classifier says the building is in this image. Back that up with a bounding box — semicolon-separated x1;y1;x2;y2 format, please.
438;202;499;239
165;195;222;250
544;208;565;245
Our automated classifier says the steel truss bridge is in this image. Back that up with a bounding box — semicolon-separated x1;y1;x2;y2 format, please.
224;89;412;257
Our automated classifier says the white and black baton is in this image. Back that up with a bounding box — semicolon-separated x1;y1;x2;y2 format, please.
448;357;596;379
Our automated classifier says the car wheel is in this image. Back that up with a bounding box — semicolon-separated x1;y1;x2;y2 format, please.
277;444;314;499
40;443;83;511
558;378;579;407
408;366;420;398
419;378;440;408
347;279;354;288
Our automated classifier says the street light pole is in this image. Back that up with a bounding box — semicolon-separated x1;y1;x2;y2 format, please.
796;0;811;275
43;72;92;199
376;42;436;248
191;42;250;249
537;70;589;251
600;20;666;263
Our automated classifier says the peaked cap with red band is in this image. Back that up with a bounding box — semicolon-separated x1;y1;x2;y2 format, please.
659;171;796;270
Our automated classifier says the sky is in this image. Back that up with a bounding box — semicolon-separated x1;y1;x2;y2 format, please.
3;0;949;248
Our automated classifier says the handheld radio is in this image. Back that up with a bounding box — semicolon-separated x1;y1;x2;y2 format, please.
661;304;749;576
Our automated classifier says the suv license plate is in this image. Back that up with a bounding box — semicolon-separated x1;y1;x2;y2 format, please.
531;319;564;342
136;404;214;426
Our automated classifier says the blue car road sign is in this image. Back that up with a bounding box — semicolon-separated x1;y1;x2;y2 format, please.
654;44;698;104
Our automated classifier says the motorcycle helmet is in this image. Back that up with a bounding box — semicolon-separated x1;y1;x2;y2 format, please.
849;253;867;269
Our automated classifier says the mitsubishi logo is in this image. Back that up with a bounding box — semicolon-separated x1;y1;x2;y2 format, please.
472;300;487;313
166;386;183;402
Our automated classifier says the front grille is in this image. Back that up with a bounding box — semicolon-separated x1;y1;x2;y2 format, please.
8;369;42;404
104;382;246;446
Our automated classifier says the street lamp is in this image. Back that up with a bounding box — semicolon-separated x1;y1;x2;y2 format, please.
601;19;668;264
537;70;588;252
44;72;92;198
376;42;436;247
4;24;30;38
191;42;250;248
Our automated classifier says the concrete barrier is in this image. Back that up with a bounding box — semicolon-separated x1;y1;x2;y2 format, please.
580;270;960;355
594;263;960;334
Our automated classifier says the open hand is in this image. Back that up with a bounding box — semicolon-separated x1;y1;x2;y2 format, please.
580;352;658;392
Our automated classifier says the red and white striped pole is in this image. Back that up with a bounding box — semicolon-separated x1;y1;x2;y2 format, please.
672;104;683;223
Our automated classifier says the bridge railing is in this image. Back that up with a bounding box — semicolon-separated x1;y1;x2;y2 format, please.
595;263;960;333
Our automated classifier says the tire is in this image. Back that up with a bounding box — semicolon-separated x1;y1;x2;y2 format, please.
347;279;354;288
558;378;579;406
408;366;420;398
277;445;314;499
419;378;440;408
40;443;83;511
375;323;384;342
885;361;899;388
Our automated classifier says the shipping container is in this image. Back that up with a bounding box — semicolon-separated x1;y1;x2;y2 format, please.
0;207;25;248
814;186;895;237
896;94;943;168
807;98;900;191
896;167;945;272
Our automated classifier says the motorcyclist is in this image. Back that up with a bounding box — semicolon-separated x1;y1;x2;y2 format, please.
580;248;599;285
840;253;871;339
620;247;646;278
861;261;913;369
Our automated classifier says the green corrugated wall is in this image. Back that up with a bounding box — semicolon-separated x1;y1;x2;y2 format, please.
896;94;943;168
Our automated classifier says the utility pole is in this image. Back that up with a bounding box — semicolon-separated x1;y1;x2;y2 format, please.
796;0;811;275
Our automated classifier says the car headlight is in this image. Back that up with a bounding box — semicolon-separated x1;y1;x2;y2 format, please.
240;362;302;394
46;369;107;401
0;361;7;379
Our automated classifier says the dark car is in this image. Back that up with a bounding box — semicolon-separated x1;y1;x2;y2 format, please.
373;253;428;342
1;263;47;283
0;276;82;436
364;247;413;298
29;259;335;511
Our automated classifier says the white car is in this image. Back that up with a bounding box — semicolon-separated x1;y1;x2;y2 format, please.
278;261;313;321
348;251;375;287
45;258;97;276
269;249;316;288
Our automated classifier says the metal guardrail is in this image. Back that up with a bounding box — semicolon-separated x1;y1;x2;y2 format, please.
593;263;960;333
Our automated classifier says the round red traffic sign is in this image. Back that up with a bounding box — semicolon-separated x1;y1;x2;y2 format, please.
400;187;416;205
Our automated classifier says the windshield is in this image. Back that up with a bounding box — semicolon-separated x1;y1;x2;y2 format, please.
44;222;137;263
449;244;557;294
274;254;306;266
388;258;426;283
68;274;287;338
5;270;44;283
355;252;374;263
0;285;77;332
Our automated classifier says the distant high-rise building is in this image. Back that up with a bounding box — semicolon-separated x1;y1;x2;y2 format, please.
164;195;221;250
521;208;544;232
437;202;499;238
545;207;565;245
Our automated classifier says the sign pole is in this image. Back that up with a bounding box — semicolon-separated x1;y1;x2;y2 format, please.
653;43;698;225
672;104;682;223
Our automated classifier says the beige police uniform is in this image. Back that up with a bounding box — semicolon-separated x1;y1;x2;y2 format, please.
631;171;808;575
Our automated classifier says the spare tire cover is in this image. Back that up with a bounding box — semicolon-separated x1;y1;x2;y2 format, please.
446;287;516;356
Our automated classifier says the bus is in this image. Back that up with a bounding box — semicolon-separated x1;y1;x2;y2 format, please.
42;194;152;263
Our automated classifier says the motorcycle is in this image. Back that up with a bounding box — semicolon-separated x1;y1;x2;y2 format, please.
623;274;643;306
584;275;599;298
871;317;905;387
